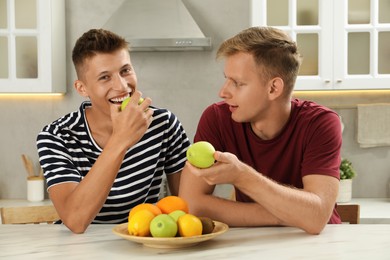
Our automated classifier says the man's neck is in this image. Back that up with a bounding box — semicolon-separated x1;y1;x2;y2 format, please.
85;106;113;148
250;100;292;140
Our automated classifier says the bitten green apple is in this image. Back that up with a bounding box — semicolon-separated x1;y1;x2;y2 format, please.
149;214;178;238
168;210;186;222
120;96;144;111
186;141;215;168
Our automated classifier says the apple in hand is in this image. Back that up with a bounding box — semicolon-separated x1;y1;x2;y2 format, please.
186;141;215;168
120;96;144;111
168;210;186;222
150;214;178;238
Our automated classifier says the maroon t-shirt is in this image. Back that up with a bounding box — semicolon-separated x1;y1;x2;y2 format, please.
194;99;342;224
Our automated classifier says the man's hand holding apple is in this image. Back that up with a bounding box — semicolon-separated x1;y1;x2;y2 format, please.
186;151;246;186
109;91;154;151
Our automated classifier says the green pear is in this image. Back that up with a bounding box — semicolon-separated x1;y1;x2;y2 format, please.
120;97;144;111
186;141;215;168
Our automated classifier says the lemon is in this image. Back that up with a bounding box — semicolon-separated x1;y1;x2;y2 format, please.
128;209;155;237
177;213;203;237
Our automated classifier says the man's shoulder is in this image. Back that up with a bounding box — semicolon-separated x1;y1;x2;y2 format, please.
290;99;341;138
210;101;229;109
149;107;188;133
150;106;169;117
197;101;240;134
39;105;85;137
292;98;338;118
203;101;231;116
150;107;176;123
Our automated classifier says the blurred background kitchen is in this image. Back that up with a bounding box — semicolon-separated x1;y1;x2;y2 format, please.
0;0;389;200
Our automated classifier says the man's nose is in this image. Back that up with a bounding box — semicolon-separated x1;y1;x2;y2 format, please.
113;75;128;91
219;81;230;99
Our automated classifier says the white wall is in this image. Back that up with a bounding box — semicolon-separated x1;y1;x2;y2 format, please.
0;0;389;200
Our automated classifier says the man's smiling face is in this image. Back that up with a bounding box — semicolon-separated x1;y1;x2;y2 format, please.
77;48;137;117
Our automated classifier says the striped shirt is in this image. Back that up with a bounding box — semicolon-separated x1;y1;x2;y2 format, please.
36;101;190;224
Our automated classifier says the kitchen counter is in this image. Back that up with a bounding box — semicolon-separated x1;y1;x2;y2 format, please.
343;198;390;224
1;198;389;224
0;199;52;224
1;224;389;259
0;199;52;208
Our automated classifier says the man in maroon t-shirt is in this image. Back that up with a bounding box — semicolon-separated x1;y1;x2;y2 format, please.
179;26;342;234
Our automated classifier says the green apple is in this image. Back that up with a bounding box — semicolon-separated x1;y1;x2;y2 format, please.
186;141;215;168
168;210;186;222
120;96;144;111
149;214;178;238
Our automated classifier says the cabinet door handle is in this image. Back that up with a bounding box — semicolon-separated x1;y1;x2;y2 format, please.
324;79;331;83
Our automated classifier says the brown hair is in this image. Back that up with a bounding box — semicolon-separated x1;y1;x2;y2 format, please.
72;29;129;78
217;27;302;95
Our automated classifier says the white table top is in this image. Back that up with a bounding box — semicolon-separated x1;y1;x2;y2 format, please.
1;224;390;259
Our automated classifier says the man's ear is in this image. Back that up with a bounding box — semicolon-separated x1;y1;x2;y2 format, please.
74;80;88;97
268;77;284;100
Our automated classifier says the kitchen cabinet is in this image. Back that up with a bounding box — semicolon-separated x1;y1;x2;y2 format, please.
251;0;390;90
0;0;66;93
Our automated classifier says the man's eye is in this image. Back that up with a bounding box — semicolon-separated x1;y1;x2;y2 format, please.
235;81;245;87
99;75;110;81
121;68;132;75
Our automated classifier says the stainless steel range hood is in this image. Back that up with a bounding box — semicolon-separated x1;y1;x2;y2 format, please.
103;0;212;51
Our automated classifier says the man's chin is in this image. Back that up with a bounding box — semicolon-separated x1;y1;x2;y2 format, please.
231;114;244;123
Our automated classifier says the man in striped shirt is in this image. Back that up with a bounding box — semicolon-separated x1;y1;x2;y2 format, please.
36;29;190;233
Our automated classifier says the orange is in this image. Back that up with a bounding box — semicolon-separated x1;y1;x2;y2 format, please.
177;213;202;237
129;203;162;220
156;196;189;214
127;209;155;237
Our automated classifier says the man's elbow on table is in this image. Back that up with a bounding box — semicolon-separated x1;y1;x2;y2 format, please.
62;217;91;234
299;217;329;235
303;224;325;235
65;224;89;234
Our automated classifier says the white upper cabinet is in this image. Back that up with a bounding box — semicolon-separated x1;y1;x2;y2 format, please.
0;0;66;93
251;0;390;90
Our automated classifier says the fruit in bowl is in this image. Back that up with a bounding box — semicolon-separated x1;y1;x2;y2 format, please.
150;214;178;238
199;217;215;234
168;210;186;222
128;209;155;237
129;203;162;220
127;196;215;238
177;213;203;237
156;195;189;214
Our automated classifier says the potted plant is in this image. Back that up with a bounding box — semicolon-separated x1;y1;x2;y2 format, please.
336;158;357;203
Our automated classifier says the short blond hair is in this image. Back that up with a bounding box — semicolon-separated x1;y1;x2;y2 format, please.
217;27;302;95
